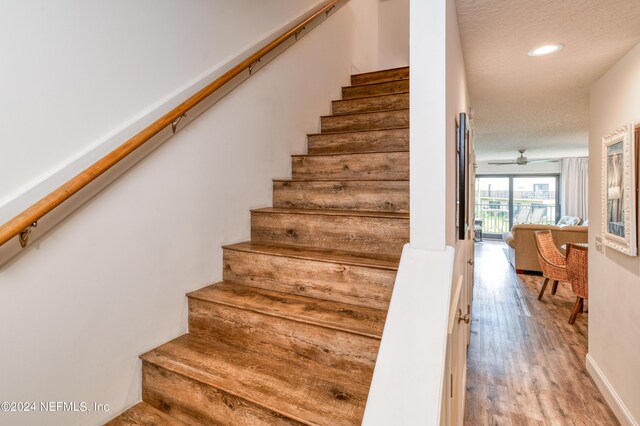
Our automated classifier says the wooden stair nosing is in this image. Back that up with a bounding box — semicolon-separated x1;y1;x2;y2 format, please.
140;334;368;425
187;282;384;339
273;178;409;182
343;78;409;91
222;241;400;271
319;107;409;120
291;149;409;158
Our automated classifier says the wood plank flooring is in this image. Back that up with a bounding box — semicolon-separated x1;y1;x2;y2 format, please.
464;241;619;426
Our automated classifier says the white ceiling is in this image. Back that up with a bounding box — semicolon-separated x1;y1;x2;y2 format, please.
456;0;640;162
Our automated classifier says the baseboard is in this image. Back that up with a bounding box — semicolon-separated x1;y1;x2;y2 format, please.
586;353;638;426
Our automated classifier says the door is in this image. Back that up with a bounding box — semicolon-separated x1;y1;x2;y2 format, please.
445;275;469;426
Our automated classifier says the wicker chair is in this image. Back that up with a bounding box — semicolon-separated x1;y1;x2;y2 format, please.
534;230;568;300
566;243;589;324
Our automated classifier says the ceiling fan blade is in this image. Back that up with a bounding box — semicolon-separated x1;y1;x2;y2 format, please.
487;161;518;165
526;159;559;164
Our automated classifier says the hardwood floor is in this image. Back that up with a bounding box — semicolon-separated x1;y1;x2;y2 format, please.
464;241;619;426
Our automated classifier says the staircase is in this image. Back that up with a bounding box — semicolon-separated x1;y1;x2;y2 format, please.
107;66;410;425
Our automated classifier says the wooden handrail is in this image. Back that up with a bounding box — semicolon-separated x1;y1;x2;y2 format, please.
0;0;339;248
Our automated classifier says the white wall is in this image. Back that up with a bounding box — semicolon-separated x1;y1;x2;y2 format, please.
378;0;410;69
588;41;640;425
0;2;381;424
0;0;322;206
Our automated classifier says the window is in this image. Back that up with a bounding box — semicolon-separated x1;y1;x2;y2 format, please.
475;175;560;238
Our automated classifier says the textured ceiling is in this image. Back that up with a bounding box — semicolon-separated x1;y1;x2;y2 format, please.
456;0;640;161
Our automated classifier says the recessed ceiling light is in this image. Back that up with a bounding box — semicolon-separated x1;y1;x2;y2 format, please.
528;44;564;57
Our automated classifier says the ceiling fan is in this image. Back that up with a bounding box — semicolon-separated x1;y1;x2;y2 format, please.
487;149;559;166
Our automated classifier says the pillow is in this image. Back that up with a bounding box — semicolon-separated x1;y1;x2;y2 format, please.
557;216;582;226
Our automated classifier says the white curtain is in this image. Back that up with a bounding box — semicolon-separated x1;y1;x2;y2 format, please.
561;157;589;221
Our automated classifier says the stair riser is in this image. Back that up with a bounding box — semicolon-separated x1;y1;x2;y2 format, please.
321;109;409;133
351;68;409;85
188;299;379;379
332;93;409;115
142;363;299;426
251;212;409;256
273;180;409;212
308;128;409;155
342;80;409;99
223;249;395;310
292;152;409;180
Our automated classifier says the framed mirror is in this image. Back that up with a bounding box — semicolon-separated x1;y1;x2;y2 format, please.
601;123;637;256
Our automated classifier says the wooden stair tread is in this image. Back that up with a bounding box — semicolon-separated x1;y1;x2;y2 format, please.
223;241;400;270
273;178;409;182
291;150;408;158
344;79;409;90
351;66;409;85
251;207;409;219
188;282;385;338
308;125;408;137
141;334;369;425
105;402;185;425
320;107;409;120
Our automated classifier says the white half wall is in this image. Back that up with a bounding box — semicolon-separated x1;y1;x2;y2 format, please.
588;40;640;426
0;2;381;425
410;0;446;250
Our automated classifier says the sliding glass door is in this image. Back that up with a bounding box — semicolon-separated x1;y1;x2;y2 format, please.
475;175;560;239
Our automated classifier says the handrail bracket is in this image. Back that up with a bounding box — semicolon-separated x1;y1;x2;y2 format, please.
19;222;38;248
171;113;187;134
326;5;335;17
294;26;306;41
248;59;261;76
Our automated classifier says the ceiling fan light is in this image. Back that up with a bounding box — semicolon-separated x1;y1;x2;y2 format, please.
528;44;564;57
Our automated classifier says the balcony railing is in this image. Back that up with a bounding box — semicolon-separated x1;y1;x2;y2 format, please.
477;190;556;200
474;203;557;235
